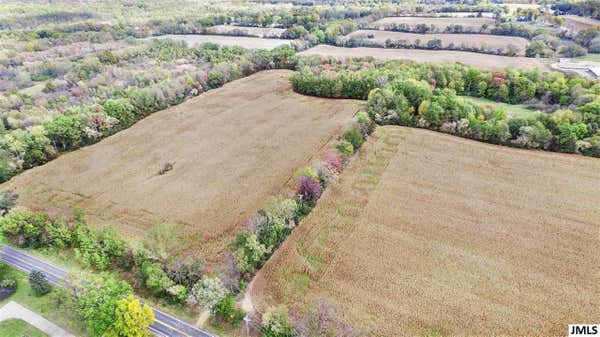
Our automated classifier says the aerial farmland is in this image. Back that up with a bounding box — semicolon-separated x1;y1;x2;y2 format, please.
0;0;598;337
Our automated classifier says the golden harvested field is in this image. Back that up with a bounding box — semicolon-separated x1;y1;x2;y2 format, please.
2;70;362;263
342;30;530;56
426;12;495;18
371;16;496;32
149;34;292;49
254;126;600;336
299;45;552;71
562;15;600;32
205;25;286;38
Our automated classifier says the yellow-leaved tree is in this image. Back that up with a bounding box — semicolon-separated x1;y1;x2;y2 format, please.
105;295;154;337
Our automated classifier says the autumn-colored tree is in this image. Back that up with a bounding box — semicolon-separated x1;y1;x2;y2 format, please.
105;295;154;337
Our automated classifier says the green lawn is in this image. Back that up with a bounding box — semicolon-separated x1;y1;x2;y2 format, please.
574;54;600;62
461;96;539;117
0;318;49;337
0;269;87;336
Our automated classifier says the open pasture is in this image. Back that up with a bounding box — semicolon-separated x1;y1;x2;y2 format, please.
254;126;600;337
299;45;552;71
149;34;292;49
461;96;538;117
371;16;496;32
343;30;529;55
1;70;361;263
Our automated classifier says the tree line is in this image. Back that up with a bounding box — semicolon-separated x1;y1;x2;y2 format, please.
291;58;600;157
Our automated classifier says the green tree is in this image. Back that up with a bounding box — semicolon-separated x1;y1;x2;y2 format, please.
29;270;51;296
190;276;228;310
230;232;268;274
141;261;174;296
558;122;588;153
43;115;84;150
421;101;443;128
0;211;49;247
525;40;551;58
102;98;136;128
76;273;133;337
105;295;154;337
213;293;245;327
22;126;53;168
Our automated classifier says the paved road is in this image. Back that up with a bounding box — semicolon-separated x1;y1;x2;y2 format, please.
0;244;216;337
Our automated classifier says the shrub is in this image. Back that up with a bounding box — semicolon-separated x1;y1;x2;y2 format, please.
29;270;52;296
265;199;297;229
0;211;50;247
45;219;73;249
342;128;364;150
321;150;342;173
74;225;124;270
102;98;136;129
293;196;314;224
190;276;228;310
164;255;205;288
311;161;337;188
0;190;17;216
294;167;319;182
261;305;295;337
140;261;174;297
43;115;85;150
356;111;375;136
335;140;354;161
230;232;268;274
296;175;322;202
213;293;245;327
0;277;16;301
166;284;188;304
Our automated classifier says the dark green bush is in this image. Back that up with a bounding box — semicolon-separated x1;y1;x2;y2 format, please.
29;270;52;296
213;294;245;327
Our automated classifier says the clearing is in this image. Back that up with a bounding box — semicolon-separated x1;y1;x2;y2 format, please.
299;45;552;71
149;34;292;49
1;70;361;264
370;16;496;32
253;126;600;337
205;25;286;38
460;96;538;117
342;30;530;56
503;3;541;14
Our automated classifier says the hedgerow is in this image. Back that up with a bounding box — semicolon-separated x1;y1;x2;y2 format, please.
228;112;371;294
